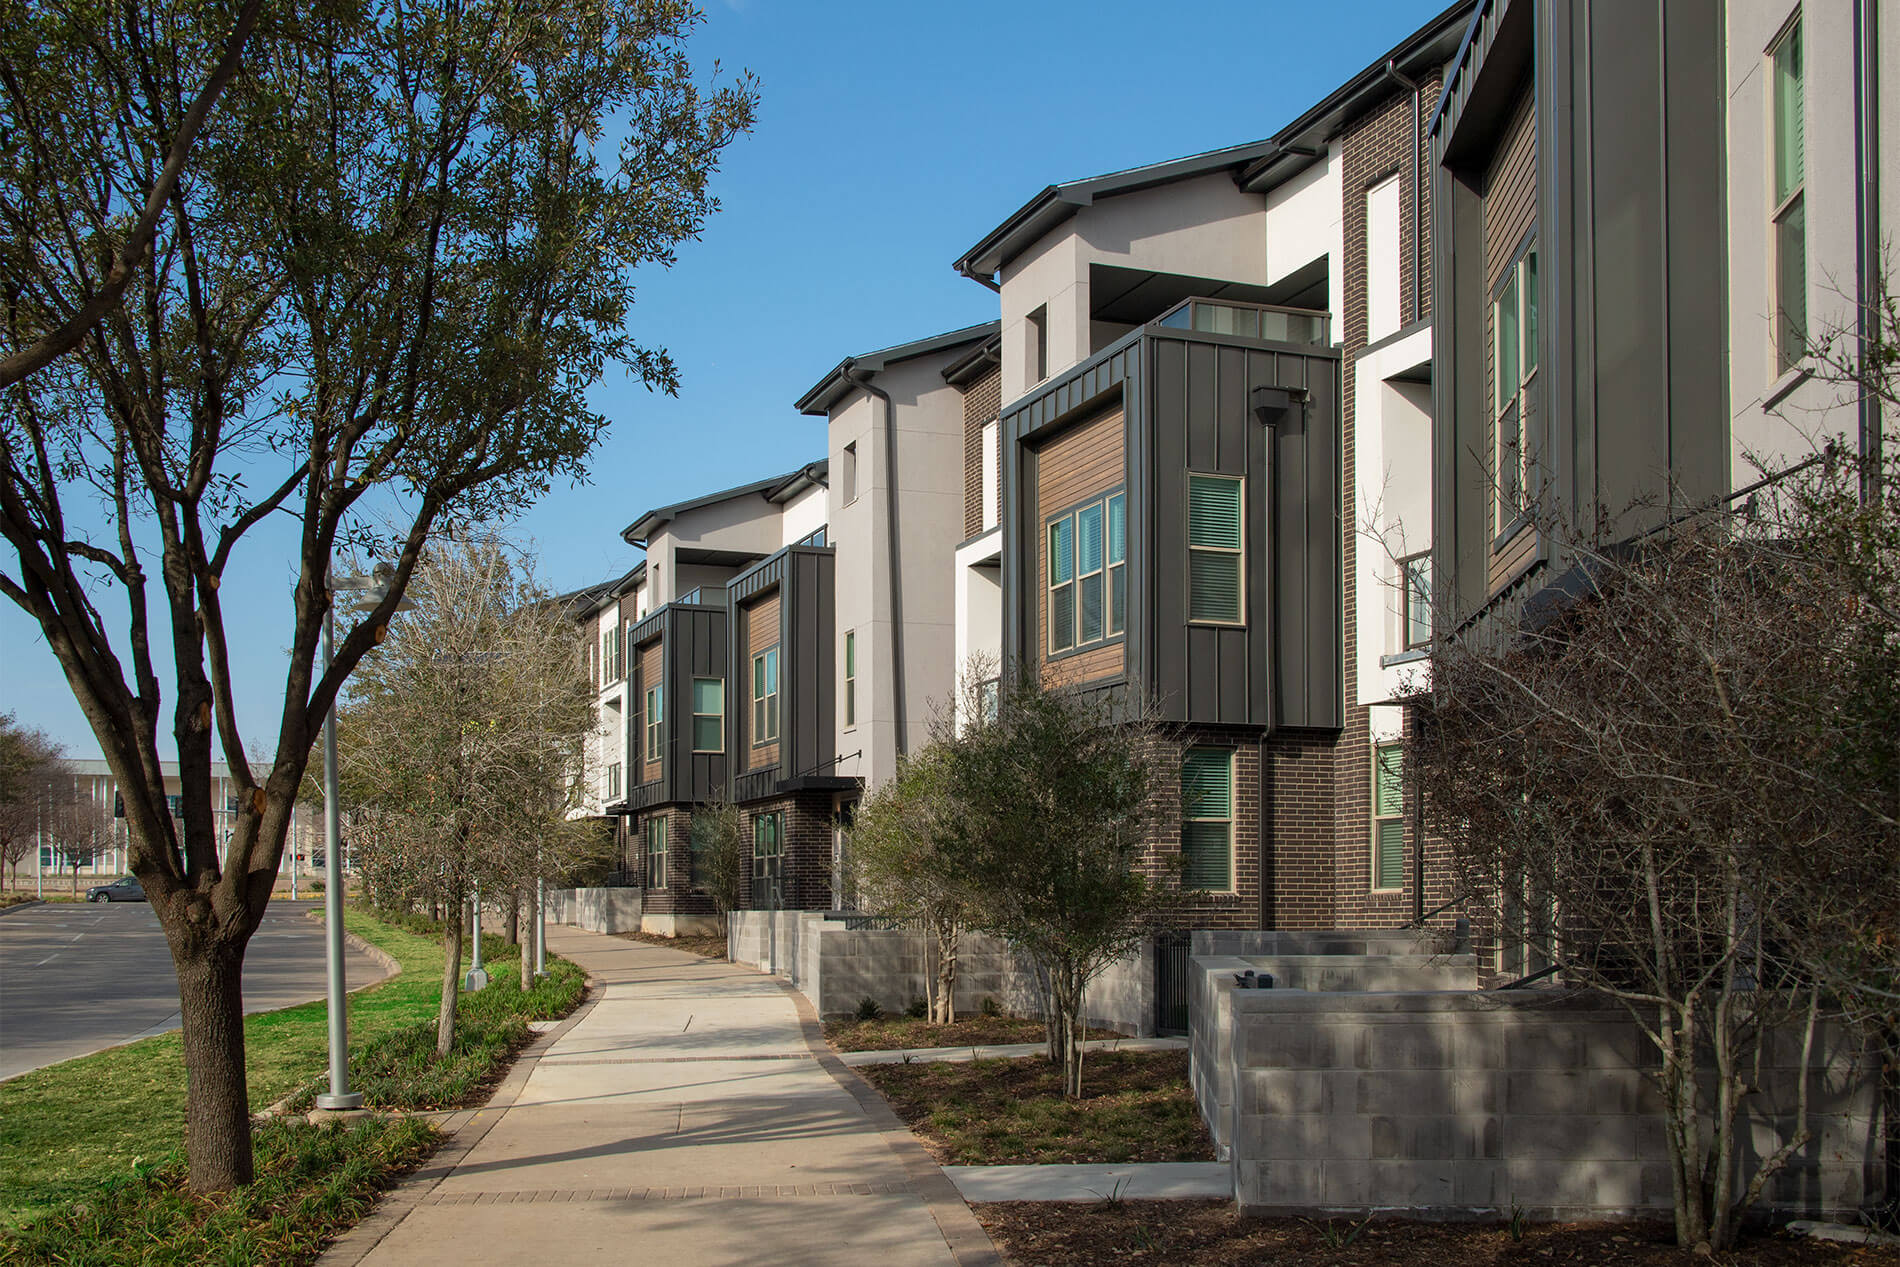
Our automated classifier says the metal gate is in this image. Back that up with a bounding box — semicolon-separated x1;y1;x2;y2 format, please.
1154;929;1191;1036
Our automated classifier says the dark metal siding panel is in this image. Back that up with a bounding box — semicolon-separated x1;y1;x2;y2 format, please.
1149;338;1190;717
1434;166;1494;626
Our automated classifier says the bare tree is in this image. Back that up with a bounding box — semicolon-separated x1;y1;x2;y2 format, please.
1415;447;1897;1249
689;796;744;936
0;0;754;1190
0;713;69;887
340;538;596;1055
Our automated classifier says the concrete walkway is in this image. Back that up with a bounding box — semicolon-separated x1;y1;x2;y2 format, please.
325;926;1000;1267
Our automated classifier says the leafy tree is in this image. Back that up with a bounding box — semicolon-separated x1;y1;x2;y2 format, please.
340;538;596;1053
688;796;743;934
0;713;69;887
849;744;969;1024
1415;447;1897;1249
935;675;1177;1097
0;0;754;1190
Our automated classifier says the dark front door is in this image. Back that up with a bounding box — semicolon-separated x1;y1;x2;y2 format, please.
1154;930;1191;1036
752;811;784;910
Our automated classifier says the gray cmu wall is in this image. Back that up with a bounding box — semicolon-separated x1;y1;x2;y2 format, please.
1196;968;1882;1219
545;887;644;935
728;911;1155;1036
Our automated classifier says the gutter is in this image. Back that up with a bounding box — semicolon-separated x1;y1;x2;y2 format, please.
1856;0;1884;495
1383;59;1425;327
840;361;910;758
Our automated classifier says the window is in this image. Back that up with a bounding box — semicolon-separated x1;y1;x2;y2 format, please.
691;677;724;753
1372;743;1405;890
1492;245;1538;535
645;816;667;889
1046;492;1125;654
842;441;858;504
1399;551;1432;650
1365;174;1402;342
600;625;620;684
752;811;784;909
751;648;780;744
978;677;1000;725
1027;305;1048;383
843;631;856;727
981;418;1000;530
644;683;663;763
1181;748;1234;892
1772;17;1805;373
1187;474;1243;624
605;762;621;800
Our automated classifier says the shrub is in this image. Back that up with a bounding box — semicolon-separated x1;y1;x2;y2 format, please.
905;995;928;1019
980;995;1002;1017
855;996;883;1022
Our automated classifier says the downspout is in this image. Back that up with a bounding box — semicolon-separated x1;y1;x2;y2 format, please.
841;362;909;757
1385;59;1424;326
956;261;1003;293
1855;0;1883;496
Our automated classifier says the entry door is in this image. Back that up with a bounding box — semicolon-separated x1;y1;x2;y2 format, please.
752;812;784;910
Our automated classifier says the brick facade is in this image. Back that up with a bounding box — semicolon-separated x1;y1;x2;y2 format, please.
737;791;835;912
632;805;717;918
963;363;1002;539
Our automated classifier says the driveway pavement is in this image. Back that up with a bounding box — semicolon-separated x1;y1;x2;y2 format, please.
0;899;383;1079
330;926;1000;1267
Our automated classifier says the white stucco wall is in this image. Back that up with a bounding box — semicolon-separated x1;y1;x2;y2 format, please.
779;481;828;547
1263;145;1345;329
953;532;1003;728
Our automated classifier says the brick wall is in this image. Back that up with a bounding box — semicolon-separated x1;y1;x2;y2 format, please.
738;791;834;912
962;363;1002;539
1331;68;1445;932
634;805;716;918
1150;728;1263;930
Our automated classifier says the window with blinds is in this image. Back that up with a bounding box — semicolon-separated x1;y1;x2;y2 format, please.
1372;742;1404;890
752;647;779;744
646;816;667;889
691;677;723;753
1045;493;1126;655
1187;475;1243;624
1181;747;1234;892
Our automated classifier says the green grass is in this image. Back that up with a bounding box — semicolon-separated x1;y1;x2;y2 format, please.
0;1116;438;1267
0;905;583;1231
858;1050;1214;1166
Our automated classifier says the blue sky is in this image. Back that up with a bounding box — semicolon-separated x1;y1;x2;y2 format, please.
2;0;1449;760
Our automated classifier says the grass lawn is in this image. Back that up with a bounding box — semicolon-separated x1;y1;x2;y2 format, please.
975;1202;1900;1267
0;905;582;1232
856;1049;1212;1166
825;1013;1118;1052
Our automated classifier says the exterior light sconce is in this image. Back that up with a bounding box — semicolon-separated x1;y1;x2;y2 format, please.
1251;385;1308;429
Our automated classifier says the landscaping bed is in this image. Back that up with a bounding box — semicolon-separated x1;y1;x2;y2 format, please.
975;1202;1900;1266
825;1013;1118;1052
856;1050;1211;1165
613;928;729;960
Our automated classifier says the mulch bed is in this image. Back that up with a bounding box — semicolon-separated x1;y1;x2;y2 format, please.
858;1050;1212;1166
975;1201;1900;1266
612;929;728;960
824;1013;1117;1052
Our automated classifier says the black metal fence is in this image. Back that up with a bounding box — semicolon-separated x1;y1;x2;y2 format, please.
1154;929;1191;1036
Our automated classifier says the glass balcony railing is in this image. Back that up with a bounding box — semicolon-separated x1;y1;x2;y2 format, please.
1155;297;1329;346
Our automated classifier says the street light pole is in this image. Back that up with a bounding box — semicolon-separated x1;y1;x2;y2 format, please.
465;881;488;991
533;875;547;979
316;579;364;1112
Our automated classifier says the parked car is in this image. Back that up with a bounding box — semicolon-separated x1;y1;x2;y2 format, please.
86;876;145;903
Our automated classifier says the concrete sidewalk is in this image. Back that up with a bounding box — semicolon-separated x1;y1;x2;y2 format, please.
325;925;999;1267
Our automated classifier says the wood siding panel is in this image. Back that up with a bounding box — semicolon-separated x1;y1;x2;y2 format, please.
743;590;781;771
1033;408;1126;686
1483;88;1538;593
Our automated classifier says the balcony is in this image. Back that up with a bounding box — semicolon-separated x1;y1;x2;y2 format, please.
1153;297;1329;346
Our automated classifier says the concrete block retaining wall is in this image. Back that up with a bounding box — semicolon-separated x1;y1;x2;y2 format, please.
544;887;644;934
1193;961;1882;1219
728;911;1155;1036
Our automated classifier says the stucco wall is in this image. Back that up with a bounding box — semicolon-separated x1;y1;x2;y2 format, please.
545;886;645;934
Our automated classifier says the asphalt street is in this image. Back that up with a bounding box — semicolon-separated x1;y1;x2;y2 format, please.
0;898;383;1080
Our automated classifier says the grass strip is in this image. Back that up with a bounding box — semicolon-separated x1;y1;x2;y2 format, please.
857;1049;1213;1166
0;1116;438;1267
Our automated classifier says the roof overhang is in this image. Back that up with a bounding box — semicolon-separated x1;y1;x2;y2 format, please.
621;468;814;547
795;321;1000;416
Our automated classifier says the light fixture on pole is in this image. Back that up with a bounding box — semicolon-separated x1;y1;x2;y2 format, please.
316;560;410;1112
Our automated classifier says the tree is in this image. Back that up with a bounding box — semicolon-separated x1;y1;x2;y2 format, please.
849;744;969;1024
0;0;754;1190
935;675;1177;1097
45;791;117;893
340;537;596;1054
0;713;69;887
1414;450;1897;1249
689;796;743;935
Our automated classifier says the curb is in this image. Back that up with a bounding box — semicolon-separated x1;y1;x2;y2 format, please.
312;975;604;1267
772;978;1007;1267
0;900;45;916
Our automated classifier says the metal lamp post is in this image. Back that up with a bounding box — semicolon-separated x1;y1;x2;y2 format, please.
465;881;489;991
316;562;407;1112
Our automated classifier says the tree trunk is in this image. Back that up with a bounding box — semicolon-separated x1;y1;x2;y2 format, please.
437;889;464;1057
174;940;253;1190
519;891;533;991
932;919;959;1025
504;889;519;946
1052;966;1085;1098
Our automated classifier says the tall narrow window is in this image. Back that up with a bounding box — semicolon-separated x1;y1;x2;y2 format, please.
1181;748;1234;892
1076;501;1105;644
691;677;724;753
1372;743;1405;890
842;441;858;504
1047;513;1075;653
752;647;780;744
1365;174;1402;342
1027;305;1048;382
978;677;1000;725
605;762;621;800
1399;551;1432;650
644;683;663;763
1187;475;1243;624
1492;245;1538;535
843;631;856;727
1772;18;1806;373
1107;492;1126;635
646;816;667;889
752;811;784;909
